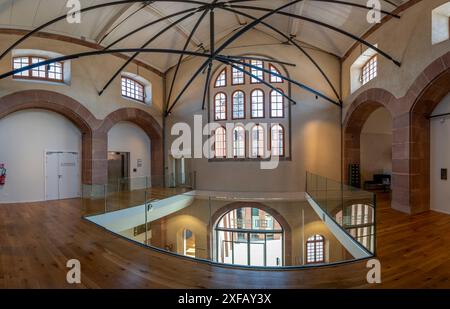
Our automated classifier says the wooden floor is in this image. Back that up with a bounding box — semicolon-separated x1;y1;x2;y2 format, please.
1;192;450;288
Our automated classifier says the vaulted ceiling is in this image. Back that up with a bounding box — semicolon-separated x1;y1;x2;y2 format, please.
0;0;407;72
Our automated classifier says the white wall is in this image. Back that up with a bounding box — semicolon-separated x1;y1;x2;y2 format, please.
107;122;151;179
0;109;81;203
431;93;450;214
360;107;393;183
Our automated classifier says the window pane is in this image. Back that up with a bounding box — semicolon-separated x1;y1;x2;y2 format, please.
232;91;245;119
233;126;245;157
215;127;226;158
215;69;226;87
232;65;245;85
362;56;377;85
270;90;284;118
250;60;263;83
271;125;284;156
13;57;30;77
251;125;265;157
251;90;264;118
214;93;227;120
121;77;145;102
269;65;283;83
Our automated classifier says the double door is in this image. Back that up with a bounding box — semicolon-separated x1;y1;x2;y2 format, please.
45;152;80;200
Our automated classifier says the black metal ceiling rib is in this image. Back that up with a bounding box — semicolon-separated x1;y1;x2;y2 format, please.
218;55;340;106
166;3;215;109
0;48;213;80
223;55;296;67
229;4;402;66
220;6;342;103
0;0;215;61
98;7;208;96
165;0;304;115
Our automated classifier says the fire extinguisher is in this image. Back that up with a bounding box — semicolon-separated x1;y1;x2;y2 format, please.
0;164;6;186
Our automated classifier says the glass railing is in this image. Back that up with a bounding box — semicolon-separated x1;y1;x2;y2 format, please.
305;172;376;256
81;173;195;217
83;184;375;269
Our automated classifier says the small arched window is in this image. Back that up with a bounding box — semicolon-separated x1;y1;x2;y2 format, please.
214;127;227;158
251;89;264;118
232;64;245;85
215;69;227;87
121;76;145;102
214;92;227;120
251;125;265;158
269;64;283;83
270;89;284;118
250;59;264;83
306;234;325;264
361;55;377;85
232;90;245;119
233;126;246;158
271;125;284;157
13;56;64;82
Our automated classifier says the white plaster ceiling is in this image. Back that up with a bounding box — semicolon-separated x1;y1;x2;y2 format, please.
0;0;408;72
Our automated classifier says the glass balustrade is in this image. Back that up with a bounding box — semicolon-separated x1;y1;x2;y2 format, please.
82;172;376;269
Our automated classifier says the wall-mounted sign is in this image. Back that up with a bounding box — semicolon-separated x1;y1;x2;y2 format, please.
137;159;143;168
441;168;447;180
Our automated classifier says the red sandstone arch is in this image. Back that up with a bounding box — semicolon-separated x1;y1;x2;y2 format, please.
98;108;164;183
343;88;396;184
344;52;450;214
409;60;450;213
0;90;99;184
207;201;293;266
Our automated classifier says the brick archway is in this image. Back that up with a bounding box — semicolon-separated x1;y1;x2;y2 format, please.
343;88;396;183
409;66;450;213
207;201;293;266
0;90;100;184
344;52;450;214
98;108;163;184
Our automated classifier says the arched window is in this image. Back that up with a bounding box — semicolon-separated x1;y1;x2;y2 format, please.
121;76;145;103
232;90;245;119
362;55;377;85
251;125;265;158
233;126;245;158
306;234;325;264
251;89;264;118
335;204;375;252
271;125;284;156
270;89;284;118
269;64;283;83
215;69;227;87
216;207;283;266
214;92;227;120
214;127;227;158
13;56;63;82
250;59;264;83
232;64;245;85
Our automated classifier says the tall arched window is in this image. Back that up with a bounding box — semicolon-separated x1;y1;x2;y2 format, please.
306;234;325;264
232;90;245;119
271;125;284;156
232;64;245;85
270;89;284;118
233;126;245;158
216;207;283;266
269;64;283;83
214;127;227;158
214;92;227;120
215;68;227;87
250;59;263;83
251;125;265;158
251;89;264;118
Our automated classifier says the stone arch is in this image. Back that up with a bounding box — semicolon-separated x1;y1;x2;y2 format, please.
99;108;163;184
343;88;396;183
408;56;450;213
0;90;99;184
208;201;292;266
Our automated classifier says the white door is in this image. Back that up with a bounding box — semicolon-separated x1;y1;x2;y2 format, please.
45;152;79;200
45;153;60;201
59;152;79;199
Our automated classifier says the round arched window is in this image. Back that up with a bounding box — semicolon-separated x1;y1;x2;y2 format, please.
215;207;283;267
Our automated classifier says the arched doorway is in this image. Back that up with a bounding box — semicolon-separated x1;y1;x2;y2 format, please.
343;92;395;192
410;69;450;213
